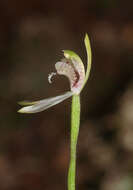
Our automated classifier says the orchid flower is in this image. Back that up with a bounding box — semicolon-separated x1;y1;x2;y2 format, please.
18;34;91;113
18;34;92;190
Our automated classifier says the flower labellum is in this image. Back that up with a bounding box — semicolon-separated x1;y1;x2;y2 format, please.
18;34;91;113
55;57;85;95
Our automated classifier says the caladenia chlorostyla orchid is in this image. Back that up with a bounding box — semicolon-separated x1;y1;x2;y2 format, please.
18;34;92;190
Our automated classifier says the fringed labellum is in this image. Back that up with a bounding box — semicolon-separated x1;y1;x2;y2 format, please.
55;57;85;95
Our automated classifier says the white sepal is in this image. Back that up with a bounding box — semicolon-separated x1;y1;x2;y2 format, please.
18;91;73;113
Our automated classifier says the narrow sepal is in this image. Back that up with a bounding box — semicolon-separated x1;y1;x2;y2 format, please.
18;91;73;113
83;33;92;87
18;101;38;106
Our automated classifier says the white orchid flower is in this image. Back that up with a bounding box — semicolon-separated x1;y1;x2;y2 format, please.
18;34;91;113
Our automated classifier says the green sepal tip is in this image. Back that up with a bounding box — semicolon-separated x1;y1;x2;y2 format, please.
83;33;92;87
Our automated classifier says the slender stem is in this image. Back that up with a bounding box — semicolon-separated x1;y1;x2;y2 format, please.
68;95;80;190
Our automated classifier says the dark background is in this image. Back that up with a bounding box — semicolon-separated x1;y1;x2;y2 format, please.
0;0;133;189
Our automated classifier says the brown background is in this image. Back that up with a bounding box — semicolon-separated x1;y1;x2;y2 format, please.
0;0;133;189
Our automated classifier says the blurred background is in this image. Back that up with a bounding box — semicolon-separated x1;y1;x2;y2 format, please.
0;0;133;189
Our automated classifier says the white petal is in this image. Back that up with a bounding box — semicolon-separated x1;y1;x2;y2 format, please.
18;91;73;113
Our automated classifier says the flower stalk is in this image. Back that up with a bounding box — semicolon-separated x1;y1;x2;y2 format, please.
68;34;92;190
68;95;80;190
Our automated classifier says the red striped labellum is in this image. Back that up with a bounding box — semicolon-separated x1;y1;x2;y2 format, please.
55;58;85;95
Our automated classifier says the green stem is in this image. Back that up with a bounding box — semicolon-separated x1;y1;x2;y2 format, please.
68;95;80;190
